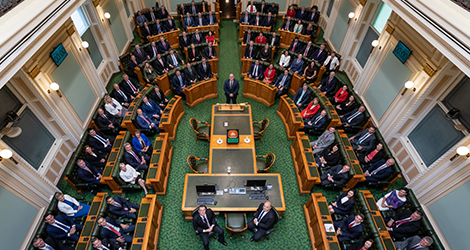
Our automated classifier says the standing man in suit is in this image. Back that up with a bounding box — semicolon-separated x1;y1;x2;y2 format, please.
289;54;305;75
244;41;257;59
91;237;123;250
97;216;135;243
150;85;168;107
349;126;376;151
173;70;187;99
112;84;130;108
311;44;328;64
184;62;198;85
240;11;251;25
273;69;291;98
385;210;423;239
320;164;350;186
96;108;120;135
310;127;336;154
141;22;155;41
394;235;433;250
166;50;183;69
340;106;366;128
192;205;228;249
364;158;394;182
303;110;327;130
198;57;213;80
136;109;158;133
87;128;114;153
77;159;102;186
157;36;171;54
44;213;83;242
106;196;140;219
293;83;311;109
288;37;301;53
123;142;149;173
141;96;162;124
281;16;293;31
195;12;206;27
192;29;204;44
56;193;90;218
334;214;364;242
154;53;169;74
180;31;191;49
121;74;141;99
204;42;216;59
248;59;263;80
32;236;74;250
318;72;337;96
248;202;276;242
223;74;239;104
206;10;218;25
301;41;314;58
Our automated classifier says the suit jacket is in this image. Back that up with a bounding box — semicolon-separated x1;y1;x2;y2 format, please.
147;45;159;59
43;235;74;250
205;14;218;25
96;111;119;130
262;16;274;27
223;79;240;95
240;14;251;24
132;134;152;152
96;238;121;250
258;4;269;14
179;36;191;48
268;6;278;15
365;159;392;181
127;60;139;75
306;113;326;128
121;79;140;97
311;49;327;63
195;16;207;26
244;46;258;59
188;48;201;62
243;32;254;44
191;33;204;44
85;149;107;168
252;203;276;231
153;23;166;34
157;9;168;19
345;239;369;250
296;11;307;20
311;130;335;153
157;41;171;54
301;45;314;58
281;20;293;31
150;89;167;105
334;215;363;241
184;17;195;28
88;131;112;152
268;36;280;47
320;77;337;95
293;88;311;107
250;16;263;26
204;46;216;59
184;67;198;83
124;149;144;168
388;210;422;239
198;62;212;79
154;58;168;74
288;41;301;53
100;217;124;241
290;58;304;74
274;74;291;90
142;99;162;117
248;64;263;78
108;196;140;217
46;214;77;239
192;208;218;233
394;235;428;250
166;53;183;68
165;19;176;31
112;89;130;106
77;162;102;184
173;74;187;93
324;165;349;185
189;5;201;14
136;15;148;25
306;12;319;23
136;113;155;129
140;25;155;39
342;108;365;127
333;193;354;215
350;130;376;151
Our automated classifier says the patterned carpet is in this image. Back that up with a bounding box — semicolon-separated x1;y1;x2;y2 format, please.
58;19;405;250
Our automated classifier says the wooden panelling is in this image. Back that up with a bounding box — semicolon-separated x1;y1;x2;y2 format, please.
388;137;398;147
396;149;408;164
50;160;62;173
401;158;414;172
50;120;66;137
33;101;53;120
406;167;420;180
428;75;451;98
60;143;71;158
65;139;75;149
397;119;413;135
55;151;66;166
412;99;432;117
46;169;58;183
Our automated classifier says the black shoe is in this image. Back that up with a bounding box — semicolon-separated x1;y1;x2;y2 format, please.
219;241;228;246
250;237;254;242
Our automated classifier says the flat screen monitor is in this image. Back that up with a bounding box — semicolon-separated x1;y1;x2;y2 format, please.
227;129;239;144
50;43;68;66
245;179;266;187
196;184;216;194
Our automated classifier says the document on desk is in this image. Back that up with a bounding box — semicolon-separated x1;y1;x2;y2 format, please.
216;190;224;196
324;223;334;233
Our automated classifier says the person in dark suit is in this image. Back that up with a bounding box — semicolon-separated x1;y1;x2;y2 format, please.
195;12;207;27
198;58;213;80
311;44;328;64
123;142;149;172
289;54;305;75
165;16;176;31
154;19;166;35
112;83;130;108
188;43;201;62
157;37;171;54
127;55;139;78
248;202;276;242
292;83;311;109
172;70;187;99
318;72;337;96
87;128;114;153
204;42;216;59
268;2;278;15
288;37;301;53
136;109;158;132
281;16;293;31
77;159;102;186
340;106;366;128
244;41;257;59
180;31;192;49
44;213;83;242
206;11;218;25
223;74;239;104
121;74;141;99
333;214;364;242
268;33;280;47
385;210;422;239
84;145;107;169
300;41;315;58
33;236;75;250
248;60;263;80
166;50;183;69
243;29;254;44
158;5;169;19
184;63;198;85
358;143;384;165
240;11;251;25
189;1;200;14
96;108;120;135
178;4;186;16
150;85;168;107
304;110;327;130
320;164;350;186
97;216;135;243
135;11;148;25
192;205;227;249
106;196;140;219
306;8;320;23
191;29;204;44
154;53;169;75
262;12;274;27
258;0;268;13
133;45;149;64
140;22;155;41
148;8;157;22
295;6;307;20
147;41;159;59
329;189;355;215
345;239;374;250
184;13;195;29
349;127;376;151
394;235;433;250
91;237;121;250
250;12;263;26
142;96;162;123
364;158;395;182
273;69;291;98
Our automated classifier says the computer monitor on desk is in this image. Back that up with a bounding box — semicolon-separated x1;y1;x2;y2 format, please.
196;184;216;196
245;179;267;188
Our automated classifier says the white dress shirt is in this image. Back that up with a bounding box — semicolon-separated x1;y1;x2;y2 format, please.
119;164;140;184
279;54;291;67
323;56;340;70
58;194;80;216
105;98;123;116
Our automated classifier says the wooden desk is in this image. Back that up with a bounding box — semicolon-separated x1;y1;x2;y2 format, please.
277;95;304;140
130;194;163;250
291;132;320;194
184;43;219;62
148;29;181;49
278;28;313;49
303;193;340;250
75;193;106;250
155;73;172;96
288;73;306;95
146;133;172;195
312;88;342;128
239;25;271;41
241;57;252;77
187;24;220;39
337;130;365;190
183;77;218;108
101;131;129;194
243;77;277;107
122;86;151;134
181;174;285;220
159;96;185;141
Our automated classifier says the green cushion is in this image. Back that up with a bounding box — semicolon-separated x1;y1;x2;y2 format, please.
253;126;261;134
196;162;209;173
198;126;210;135
256;159;266;171
226;213;246;229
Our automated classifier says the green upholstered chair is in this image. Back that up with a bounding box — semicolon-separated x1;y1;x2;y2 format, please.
187;155;209;174
252;118;269;141
189;118;211;141
256;153;275;173
225;213;248;238
252;206;281;240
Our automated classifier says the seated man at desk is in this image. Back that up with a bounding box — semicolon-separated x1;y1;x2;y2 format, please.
192;205;228;249
310;126;336;154
91;237;123;250
124;142;150;170
394;235;433;250
172;70;187;100
320;164;350;186
97;216;135;243
273;69;291;98
44;213;83;242
76;159;103;193
292;83;311;109
88;128;114;153
334;214;364;242
56;192;90;218
384;210;422;239
198;58;213;81
136;108;159;133
363;158;394;182
248;201;275;242
248;60;263;80
303;110;327;130
106;196;140;219
348;126;376;152
142;96;163;124
32;236;74;250
340;106;366;128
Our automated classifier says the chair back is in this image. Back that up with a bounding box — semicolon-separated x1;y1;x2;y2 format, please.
265;153;275;171
189;118;199;133
260;118;269;133
187;155;198;173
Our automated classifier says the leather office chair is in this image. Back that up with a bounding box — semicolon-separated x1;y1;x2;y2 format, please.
252;206;281;240
256;153;275;173
225;213;247;238
252;118;269;141
187;155;209;173
189;118;211;141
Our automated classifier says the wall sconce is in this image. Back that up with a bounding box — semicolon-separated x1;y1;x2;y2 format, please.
104;12;111;25
370;39;381;53
48;82;63;97
81;41;91;54
0;149;18;164
347;12;355;24
401;81;416;95
450;146;470;161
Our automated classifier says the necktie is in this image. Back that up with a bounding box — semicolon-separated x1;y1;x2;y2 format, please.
257;211;265;221
348;221;355;228
202;215;211;227
280;76;286;86
357;133;370;144
293;43;296;51
141;115;150;125
172;55;177;66
106;223;121;236
328;78;332;84
347;111;360;123
102;115;111;123
178;76;183;86
411;243;422;249
193;49;195;56
371;164;387;175
209;48;212;57
63;199;77;209
53;220;70;233
159;59;163;66
247;33;251;42
249;47;252;57
230;81;233;89
114;202;122;207
138;50;142;56
314;115;322;124
130;151;141;163
304;47;309;56
151;12;155;21
297;91;305;105
197;34;200;41
318;50;321;57
127;80;138;93
146;27;150;34
163;42;166;49
267;17;270;24
84;167;96;177
157;25;161;33
118;90;127;102
250;5;253;12
153;47;157;57
393;218;411;227
147;102;152;108
254;65;258;76
95;135;107;144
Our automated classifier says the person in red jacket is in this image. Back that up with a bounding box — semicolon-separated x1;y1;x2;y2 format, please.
331;85;349;105
255;32;266;44
263;64;276;84
286;5;296;18
301;97;321;119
